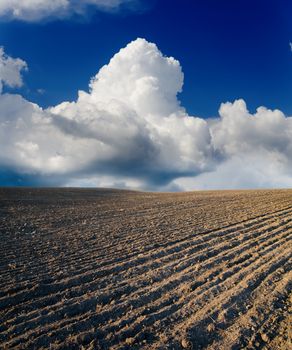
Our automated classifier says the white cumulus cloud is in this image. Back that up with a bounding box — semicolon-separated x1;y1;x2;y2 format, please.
0;0;136;21
0;39;292;190
175;100;292;190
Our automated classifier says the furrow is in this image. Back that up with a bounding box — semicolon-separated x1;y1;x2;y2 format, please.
4;220;291;348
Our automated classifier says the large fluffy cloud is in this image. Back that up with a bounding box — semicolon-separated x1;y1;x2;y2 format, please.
0;38;291;190
0;0;136;21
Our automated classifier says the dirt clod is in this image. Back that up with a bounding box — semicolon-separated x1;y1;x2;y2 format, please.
125;337;135;345
260;333;270;342
181;338;191;348
207;323;216;332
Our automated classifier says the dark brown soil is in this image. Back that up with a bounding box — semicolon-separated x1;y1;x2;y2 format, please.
0;188;291;349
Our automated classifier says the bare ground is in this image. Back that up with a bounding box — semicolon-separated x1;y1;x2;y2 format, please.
0;188;291;350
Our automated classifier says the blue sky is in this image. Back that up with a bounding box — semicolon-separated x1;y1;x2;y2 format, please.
1;0;291;117
0;0;292;190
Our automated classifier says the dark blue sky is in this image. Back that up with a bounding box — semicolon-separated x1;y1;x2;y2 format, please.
0;0;291;117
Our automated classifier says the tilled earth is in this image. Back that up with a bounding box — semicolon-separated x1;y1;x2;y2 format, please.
0;188;291;350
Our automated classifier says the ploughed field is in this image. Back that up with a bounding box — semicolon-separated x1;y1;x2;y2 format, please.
0;188;291;350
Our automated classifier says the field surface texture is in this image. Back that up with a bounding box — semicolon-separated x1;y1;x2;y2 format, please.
0;188;291;350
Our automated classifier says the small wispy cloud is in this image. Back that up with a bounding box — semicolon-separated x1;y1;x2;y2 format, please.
0;47;27;93
0;0;138;22
37;88;45;95
290;42;292;52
